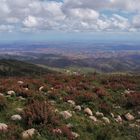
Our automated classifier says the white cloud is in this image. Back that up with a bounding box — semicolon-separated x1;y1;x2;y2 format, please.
66;8;99;20
132;15;140;28
63;0;140;12
112;14;130;30
23;16;38;28
110;0;140;12
0;0;139;32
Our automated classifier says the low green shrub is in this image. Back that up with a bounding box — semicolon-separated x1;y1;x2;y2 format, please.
0;95;7;111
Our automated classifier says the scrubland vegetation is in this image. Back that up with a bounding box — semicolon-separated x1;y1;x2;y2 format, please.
0;73;140;140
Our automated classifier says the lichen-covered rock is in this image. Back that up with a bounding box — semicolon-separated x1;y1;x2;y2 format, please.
125;113;135;121
129;124;139;128
0;123;8;131
18;96;26;101
136;119;140;123
74;105;81;111
0;93;4;96
96;111;104;117
7;90;15;96
22;128;37;139
110;113;115;118
60;111;72;119
67;100;75;106
15;108;24;113
72;132;80;139
89;116;97;122
39;86;44;91
17;81;24;84
102;117;110;124
24;88;29;91
84;108;93;116
115;115;123;123
11;114;22;121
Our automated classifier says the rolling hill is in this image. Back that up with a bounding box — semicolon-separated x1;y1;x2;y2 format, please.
0;59;52;76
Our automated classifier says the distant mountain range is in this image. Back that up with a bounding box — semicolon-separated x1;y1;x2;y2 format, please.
0;42;140;73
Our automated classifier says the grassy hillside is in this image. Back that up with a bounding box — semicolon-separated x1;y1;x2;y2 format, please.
0;59;52;76
0;73;140;140
28;54;140;73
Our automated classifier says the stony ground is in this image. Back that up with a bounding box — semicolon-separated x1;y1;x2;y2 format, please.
0;73;140;140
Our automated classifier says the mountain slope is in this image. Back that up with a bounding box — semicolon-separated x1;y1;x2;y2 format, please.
0;59;52;76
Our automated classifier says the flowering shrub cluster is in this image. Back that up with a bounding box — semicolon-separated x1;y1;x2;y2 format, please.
101;75;138;90
0;73;139;139
22;99;59;127
125;92;140;108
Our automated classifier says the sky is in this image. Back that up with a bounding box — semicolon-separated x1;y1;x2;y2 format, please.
0;0;140;43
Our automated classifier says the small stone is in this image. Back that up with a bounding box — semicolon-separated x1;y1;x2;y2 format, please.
124;90;131;94
0;93;4;96
89;116;97;122
67;100;75;106
110;113;115;118
11;114;22;121
115;115;123;123
136;119;140;123
15;108;24;113
72;132;80;138
114;106;121;109
129;124;139;128
0;123;8;131
84;108;93;116
102;117;110;124
49;100;56;105
60;111;72;119
125;113;135;121
7;90;15;96
74;105;81;111
17;81;24;84
18;96;26;101
24;88;29;91
39;86;44;91
22;128;37;139
54;109;59;113
96;111;104;117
